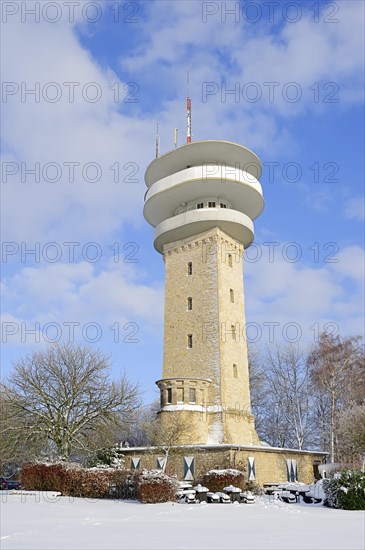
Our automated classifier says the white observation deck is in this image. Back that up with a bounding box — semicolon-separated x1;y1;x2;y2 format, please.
144;140;264;252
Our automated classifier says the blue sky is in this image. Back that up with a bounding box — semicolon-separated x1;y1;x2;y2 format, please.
1;0;364;402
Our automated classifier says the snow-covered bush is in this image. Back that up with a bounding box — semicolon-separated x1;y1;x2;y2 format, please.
69;467;113;498
323;469;365;510
244;480;263;495
198;469;245;493
135;470;179;503
108;470;137;500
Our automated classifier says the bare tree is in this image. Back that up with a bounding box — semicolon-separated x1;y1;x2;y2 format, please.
249;333;364;456
263;344;314;450
311;391;332;453
119;400;160;447
1;343;141;461
249;344;318;449
0;390;49;469
337;404;365;467
249;347;292;447
248;346;267;436
144;413;190;472
308;332;364;462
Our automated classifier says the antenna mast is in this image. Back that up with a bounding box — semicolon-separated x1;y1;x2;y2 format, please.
155;123;160;158
187;69;191;143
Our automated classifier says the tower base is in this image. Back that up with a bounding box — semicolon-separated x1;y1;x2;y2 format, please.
157;408;260;446
119;444;328;486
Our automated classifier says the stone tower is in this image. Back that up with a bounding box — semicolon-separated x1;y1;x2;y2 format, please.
144;140;264;445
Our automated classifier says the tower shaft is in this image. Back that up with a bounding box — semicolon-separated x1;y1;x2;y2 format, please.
158;226;258;444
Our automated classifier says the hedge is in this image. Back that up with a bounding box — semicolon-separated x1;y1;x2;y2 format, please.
21;463;178;502
21;462;135;499
136;470;179;503
198;469;245;492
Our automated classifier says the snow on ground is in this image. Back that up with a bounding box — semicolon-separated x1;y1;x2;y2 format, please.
1;492;364;550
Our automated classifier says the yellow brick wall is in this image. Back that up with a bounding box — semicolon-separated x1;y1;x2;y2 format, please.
160;226;259;446
122;446;324;486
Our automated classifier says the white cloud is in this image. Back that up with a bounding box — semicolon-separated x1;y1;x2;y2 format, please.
1;16;155;244
244;244;364;346
1;260;164;347
5;243;362;354
344;197;365;222
329;245;365;282
120;0;364;116
2;2;363;247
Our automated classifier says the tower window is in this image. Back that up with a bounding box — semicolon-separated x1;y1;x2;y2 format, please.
208;201;216;208
187;334;193;348
231;325;236;339
220;203;227;208
188;262;192;275
187;297;192;310
189;388;196;403
228;254;233;267
166;388;172;404
197;202;204;209
233;364;238;378
230;289;234;303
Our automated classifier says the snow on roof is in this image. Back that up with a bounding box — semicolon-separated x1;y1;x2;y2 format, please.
119;444;328;455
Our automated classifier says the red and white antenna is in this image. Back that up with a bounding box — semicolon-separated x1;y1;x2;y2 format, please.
187;69;191;143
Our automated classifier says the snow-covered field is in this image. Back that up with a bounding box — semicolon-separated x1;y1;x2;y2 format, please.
1;492;364;550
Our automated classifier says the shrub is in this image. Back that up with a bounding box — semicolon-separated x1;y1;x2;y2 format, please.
21;464;182;503
107;469;137;500
136;470;179;503
21;462;69;492
88;448;125;470
243;480;263;495
198;469;245;492
323;469;365;510
21;462;137;500
68;467;112;498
